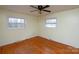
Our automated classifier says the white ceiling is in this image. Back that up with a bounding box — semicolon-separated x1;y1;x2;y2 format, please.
0;5;79;16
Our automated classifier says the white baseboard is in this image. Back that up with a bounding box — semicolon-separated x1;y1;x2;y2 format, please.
0;35;37;47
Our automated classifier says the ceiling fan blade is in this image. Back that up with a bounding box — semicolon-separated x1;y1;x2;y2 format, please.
43;5;50;9
43;10;51;12
31;10;38;12
30;5;38;9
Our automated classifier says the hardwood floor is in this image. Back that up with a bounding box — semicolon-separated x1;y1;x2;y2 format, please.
0;48;2;54
0;36;79;54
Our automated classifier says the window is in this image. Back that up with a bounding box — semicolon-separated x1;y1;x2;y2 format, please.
8;17;24;29
45;18;56;28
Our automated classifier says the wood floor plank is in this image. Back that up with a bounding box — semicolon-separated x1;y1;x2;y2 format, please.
0;36;79;54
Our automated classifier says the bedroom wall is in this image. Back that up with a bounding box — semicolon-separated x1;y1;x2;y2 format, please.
0;8;79;48
0;10;3;45
0;9;38;46
39;8;79;48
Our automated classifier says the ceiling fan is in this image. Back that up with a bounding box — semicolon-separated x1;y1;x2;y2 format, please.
30;5;51;14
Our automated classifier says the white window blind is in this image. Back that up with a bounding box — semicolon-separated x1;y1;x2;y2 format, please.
45;18;56;27
8;17;24;29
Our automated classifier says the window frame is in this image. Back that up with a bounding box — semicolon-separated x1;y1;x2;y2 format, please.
45;18;57;28
8;17;25;29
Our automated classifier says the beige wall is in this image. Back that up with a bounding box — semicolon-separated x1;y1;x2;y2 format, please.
39;8;79;48
0;9;38;46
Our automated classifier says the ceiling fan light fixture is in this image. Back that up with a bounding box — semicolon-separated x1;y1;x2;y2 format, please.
30;5;51;14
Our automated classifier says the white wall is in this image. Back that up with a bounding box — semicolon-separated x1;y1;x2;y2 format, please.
39;8;79;48
0;9;38;46
0;8;79;48
0;10;3;45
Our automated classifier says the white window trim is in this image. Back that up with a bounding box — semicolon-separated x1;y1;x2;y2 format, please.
8;17;25;29
45;18;57;28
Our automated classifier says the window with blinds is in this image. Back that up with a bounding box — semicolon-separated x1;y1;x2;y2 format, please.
45;18;56;28
8;17;24;29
